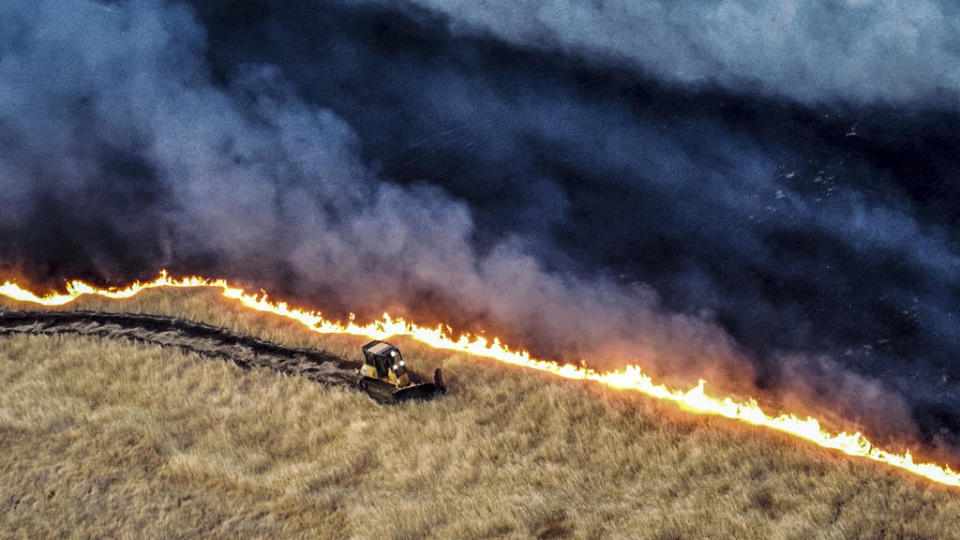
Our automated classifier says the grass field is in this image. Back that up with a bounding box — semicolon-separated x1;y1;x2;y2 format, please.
1;288;959;538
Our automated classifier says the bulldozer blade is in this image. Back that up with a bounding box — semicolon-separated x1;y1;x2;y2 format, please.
392;382;439;401
392;368;447;402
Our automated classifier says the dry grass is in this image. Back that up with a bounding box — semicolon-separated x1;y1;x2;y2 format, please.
1;289;960;538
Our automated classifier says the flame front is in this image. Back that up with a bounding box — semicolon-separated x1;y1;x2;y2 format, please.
2;270;958;488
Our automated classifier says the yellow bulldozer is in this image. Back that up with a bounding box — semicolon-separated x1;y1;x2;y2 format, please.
356;340;446;402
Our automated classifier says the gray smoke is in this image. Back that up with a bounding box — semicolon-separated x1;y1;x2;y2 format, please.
0;1;750;377
372;0;960;105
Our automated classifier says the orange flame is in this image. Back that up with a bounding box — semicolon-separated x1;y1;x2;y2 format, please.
1;270;958;488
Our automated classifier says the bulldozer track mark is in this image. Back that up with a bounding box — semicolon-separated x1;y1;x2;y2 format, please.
0;310;396;403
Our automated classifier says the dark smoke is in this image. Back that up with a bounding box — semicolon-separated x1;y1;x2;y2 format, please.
2;0;959;457
358;0;960;105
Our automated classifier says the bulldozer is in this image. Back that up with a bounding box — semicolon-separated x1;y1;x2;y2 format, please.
356;340;446;402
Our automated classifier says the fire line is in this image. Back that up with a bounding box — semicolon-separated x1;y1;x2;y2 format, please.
1;270;958;488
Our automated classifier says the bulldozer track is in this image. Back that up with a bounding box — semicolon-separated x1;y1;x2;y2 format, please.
0;310;398;403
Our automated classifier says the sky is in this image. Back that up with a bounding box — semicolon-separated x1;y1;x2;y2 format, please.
1;0;959;458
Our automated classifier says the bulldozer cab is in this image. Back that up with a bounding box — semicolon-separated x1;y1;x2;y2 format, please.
361;341;407;383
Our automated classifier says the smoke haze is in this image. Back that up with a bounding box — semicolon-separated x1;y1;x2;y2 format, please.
1;0;959;457
366;0;960;104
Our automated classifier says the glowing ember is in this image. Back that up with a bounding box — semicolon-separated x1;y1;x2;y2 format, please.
1;270;958;488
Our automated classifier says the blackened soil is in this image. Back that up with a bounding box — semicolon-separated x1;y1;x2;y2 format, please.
0;310;418;404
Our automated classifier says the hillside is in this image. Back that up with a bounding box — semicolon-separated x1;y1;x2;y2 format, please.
1;289;959;538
